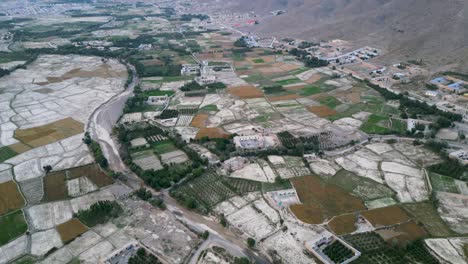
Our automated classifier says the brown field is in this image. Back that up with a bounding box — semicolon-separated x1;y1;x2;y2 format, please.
195;128;230;140
332;87;363;104
376;220;427;246
0;181;26;215
290;176;366;223
234;61;251;68
361;205;412;228
328;213;358;235
68;164;113;188
14;118;84;148
7;142;32;154
307;106;338;117
43;171;68;202
305;74;322;84
227;85;264;99
191;114;209;128
57;218;88;243
267;94;301;102
290;204;324;224
35;64;126;85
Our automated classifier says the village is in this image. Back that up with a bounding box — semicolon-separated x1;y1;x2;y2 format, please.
0;0;467;264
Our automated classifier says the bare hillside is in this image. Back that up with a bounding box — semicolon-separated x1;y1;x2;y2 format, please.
200;0;468;70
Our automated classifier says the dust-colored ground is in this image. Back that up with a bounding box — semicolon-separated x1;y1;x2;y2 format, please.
34;64;126;86
0;181;26;215
328;213;358;235
14;118;84;148
227;85;264;99
307;105;338;117
195;128;230;139
268;94;301;102
361;205;412;228
57;218;88;243
190;114;210;128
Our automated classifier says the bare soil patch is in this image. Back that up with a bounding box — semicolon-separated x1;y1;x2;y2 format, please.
361;205;412;228
257;66;285;74
227;85;264;99
191;114;210;128
307;106;338;117
0;181;26;215
195;128;230;139
279;64;301;71
14;118;84;148
57;218;88;243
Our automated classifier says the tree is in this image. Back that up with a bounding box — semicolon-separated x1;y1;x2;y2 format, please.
201;230;209;240
43;165;52;173
247;237;256;248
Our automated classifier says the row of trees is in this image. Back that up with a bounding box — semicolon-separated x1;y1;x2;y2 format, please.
289;48;328;68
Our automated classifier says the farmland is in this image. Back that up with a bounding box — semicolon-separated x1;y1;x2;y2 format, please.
328;213;358;235
56;218;88;243
402;202;454;237
14;118;84;148
227;85;264;99
290;175;366;223
361;205;412;227
0;210;28;246
0;146;17;163
195;128;230;139
43;171;68;202
0;181;26;215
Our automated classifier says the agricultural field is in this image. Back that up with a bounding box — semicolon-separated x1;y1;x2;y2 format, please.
0;181;26;215
227;85;264;99
68;164;113;188
0;147;18;163
0;210;28;246
361;205;411;227
14;118;84;148
43;171;68;202
328;213;358;235
402;202;454;237
290;175;366;224
56;218;88;243
429;172;465;194
195;127;230;139
153;140;177;154
172;173;262;213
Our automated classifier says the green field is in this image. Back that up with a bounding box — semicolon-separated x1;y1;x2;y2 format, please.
288;67;310;75
360;114;392;134
429;172;460;193
275;77;302;86
143;76;193;83
199;104;218;112
403;202;454;237
319;96;342;108
300;85;321;96
330;170;395;201
252;58;265;63
0;210;28;246
153;140;177;154
0;146;17;163
146;90;175;96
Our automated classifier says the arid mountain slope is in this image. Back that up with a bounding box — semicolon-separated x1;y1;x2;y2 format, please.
200;0;468;70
